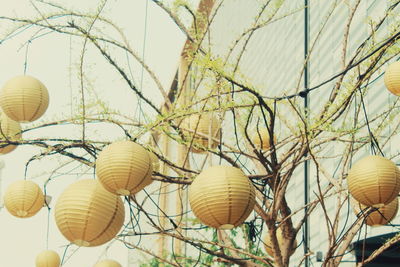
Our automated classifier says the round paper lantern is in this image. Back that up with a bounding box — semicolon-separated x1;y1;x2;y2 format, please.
54;179;125;247
182;113;220;153
384;61;400;96
353;198;398;226
0;75;49;122
250;127;276;150
0;112;22;154
4;180;44;218
189;165;255;229
35;250;60;267
347;155;400;207
94;259;122;267
264;228;297;257
96;141;153;196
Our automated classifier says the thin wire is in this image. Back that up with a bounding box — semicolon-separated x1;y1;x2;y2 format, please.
46;206;51;250
61;244;71;265
264;29;400;101
69;31;73;117
358;86;384;156
23;40;31;74
135;0;149;124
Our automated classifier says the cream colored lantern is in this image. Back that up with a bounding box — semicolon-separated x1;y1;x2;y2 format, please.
189;165;255;229
0;112;22;154
264;228;297;257
250;127;276;150
353;198;398;226
94;259;122;267
347;155;400;207
35;250;60;267
54;179;125;247
182;113;220;153
96;141;153;196
4;180;44;218
0;75;49;122
384;61;400;96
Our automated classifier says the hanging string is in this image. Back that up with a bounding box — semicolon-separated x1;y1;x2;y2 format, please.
46;206;51;249
43;183;51;250
23;40;31;75
358;86;384;156
135;0;149;124
61;244;71;265
69;31;73;117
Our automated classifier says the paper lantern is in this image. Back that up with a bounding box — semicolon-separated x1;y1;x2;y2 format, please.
0;112;21;154
0;75;49;122
54;179;125;247
189;165;255;229
384;61;400;96
96;141;153;195
4;180;44;218
264;228;297;257
250;127;276;150
182;113;220;153
353;198;398;226
35;250;60;267
347;155;400;207
94;259;122;267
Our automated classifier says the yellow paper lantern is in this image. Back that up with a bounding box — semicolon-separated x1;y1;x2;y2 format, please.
96;141;153;196
250;127;276;150
264;228;297;257
182;113;220;153
189;165;255;229
0;112;22;154
4;180;44;218
353;198;398;226
347;155;400;207
93;259;122;267
35;250;60;267
54;179;125;247
0;75;49;122
384;61;400;96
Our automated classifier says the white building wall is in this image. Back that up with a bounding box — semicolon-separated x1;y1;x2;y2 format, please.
207;0;400;266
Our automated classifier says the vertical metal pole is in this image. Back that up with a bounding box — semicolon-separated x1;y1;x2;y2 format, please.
304;0;310;266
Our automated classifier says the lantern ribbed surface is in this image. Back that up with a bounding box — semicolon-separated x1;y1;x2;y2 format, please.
0;112;21;154
4;180;44;218
250;127;276;150
35;250;60;267
139;151;160;188
354;198;398;226
96;141;153;196
54;179;125;247
384;61;400;96
0;75;49;122
347;155;400;207
264;228;297;257
189;165;255;229
149;151;160;173
94;259;122;267
182;113;220;153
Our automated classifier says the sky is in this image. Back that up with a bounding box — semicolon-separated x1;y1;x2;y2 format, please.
0;0;187;266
